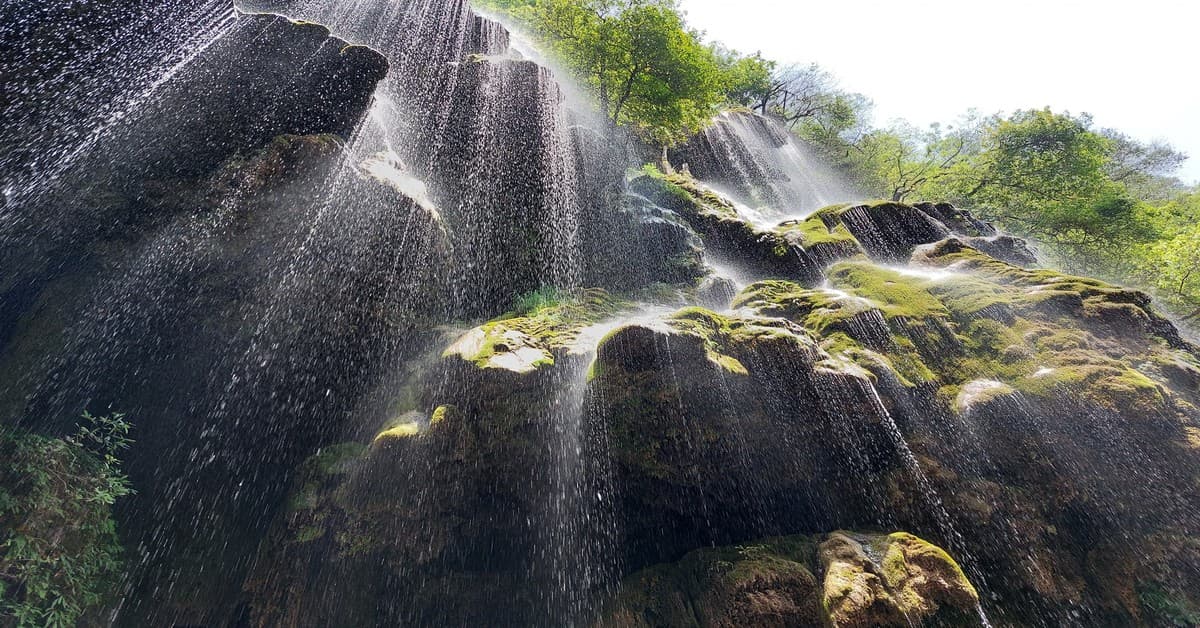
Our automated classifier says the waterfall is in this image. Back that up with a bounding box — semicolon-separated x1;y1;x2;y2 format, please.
669;110;859;218
3;0;1198;626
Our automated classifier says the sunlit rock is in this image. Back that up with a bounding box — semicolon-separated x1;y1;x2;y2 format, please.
598;531;978;628
820;531;979;628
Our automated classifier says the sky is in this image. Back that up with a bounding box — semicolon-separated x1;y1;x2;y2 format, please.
680;0;1200;184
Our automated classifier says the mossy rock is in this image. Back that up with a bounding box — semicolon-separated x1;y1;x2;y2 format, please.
443;288;626;373
629;173;825;283
820;531;980;628
813;202;952;262
600;531;979;628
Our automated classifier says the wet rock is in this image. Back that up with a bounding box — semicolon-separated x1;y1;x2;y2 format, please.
242;292;631;625
603;194;709;290
912;202;996;238
962;235;1038;267
815;202;952;262
819;532;979;628
697;274;739;310
666;110;849;213
599;531;978;628
590;306;907;570
629;172;825;284
115;13;387;183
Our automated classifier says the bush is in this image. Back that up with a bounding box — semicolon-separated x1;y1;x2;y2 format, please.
0;412;133;627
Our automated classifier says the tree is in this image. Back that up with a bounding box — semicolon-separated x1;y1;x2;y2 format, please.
1100;129;1188;200
846;119;980;202
713;48;774;109
514;0;726;145
938;109;1164;274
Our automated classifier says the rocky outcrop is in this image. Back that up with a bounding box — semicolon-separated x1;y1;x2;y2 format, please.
119;14;387;181
584;226;1200;624
1;13;390;348
630;172;828;284
4;3;1199;625
242;292;631;625
819;532;980;628
599;531;979;628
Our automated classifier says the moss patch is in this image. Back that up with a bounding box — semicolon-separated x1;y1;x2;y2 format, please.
444;289;627;372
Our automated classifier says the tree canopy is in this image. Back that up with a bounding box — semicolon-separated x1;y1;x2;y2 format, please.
486;0;727;145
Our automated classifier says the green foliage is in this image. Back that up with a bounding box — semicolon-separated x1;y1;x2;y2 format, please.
712;47;774;108
842;117;980;203
492;0;726;145
1130;190;1200;315
1;413;133;627
1138;581;1200;627
804;104;1197;320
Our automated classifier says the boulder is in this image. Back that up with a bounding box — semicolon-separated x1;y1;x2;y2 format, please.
598;531;979;628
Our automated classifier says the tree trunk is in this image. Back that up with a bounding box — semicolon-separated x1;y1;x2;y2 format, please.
659;144;674;175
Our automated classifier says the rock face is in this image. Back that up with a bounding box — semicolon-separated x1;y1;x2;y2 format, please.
120;14;387;181
237;176;1200;627
248;0;640;314
0;14;406;624
241;292;628;625
583;177;1200;626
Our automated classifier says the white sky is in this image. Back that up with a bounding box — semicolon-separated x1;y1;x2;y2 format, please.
680;0;1200;184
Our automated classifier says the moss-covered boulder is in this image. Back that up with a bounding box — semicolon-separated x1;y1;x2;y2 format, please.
810;202;953;262
630;172;826;284
819;531;979;628
599;531;978;628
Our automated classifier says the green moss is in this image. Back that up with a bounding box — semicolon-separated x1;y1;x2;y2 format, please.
373;421;421;443
826;262;949;321
1013;361;1165;412
508;286;568;317
603;533;821;626
777;212;858;248
876;532;979;613
287;443;366;512
294;525;324;544
928;275;1017;321
445;289;627;372
430;405;453;426
666;306;818;375
667;307;757;374
308;443;367;475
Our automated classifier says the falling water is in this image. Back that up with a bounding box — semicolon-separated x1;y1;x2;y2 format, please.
669;110;858;218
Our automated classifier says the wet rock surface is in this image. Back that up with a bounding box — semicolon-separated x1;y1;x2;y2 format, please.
599;531;979;628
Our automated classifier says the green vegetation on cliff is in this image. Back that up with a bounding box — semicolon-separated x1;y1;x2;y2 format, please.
0;413;132;627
